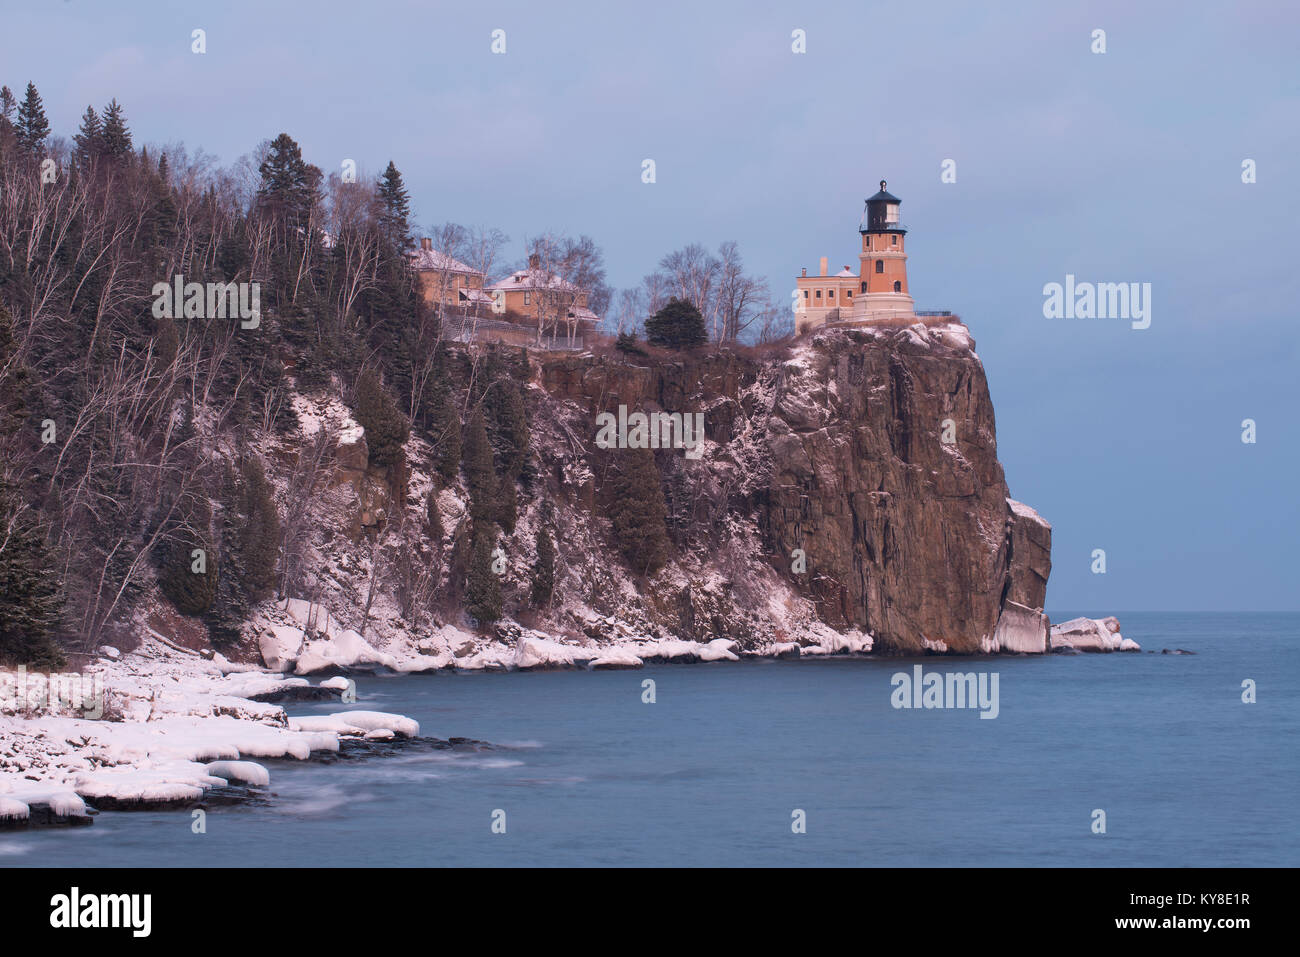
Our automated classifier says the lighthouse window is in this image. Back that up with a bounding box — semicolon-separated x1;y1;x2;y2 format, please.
893;281;901;292
885;204;899;223
875;260;884;274
891;234;898;245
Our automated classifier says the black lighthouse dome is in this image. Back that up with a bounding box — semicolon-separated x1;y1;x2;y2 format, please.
861;179;905;233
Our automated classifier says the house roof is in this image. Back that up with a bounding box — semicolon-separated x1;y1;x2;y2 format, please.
407;246;481;275
486;267;582;294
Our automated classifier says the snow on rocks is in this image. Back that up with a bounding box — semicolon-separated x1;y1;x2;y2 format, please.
263;598;401;675
0;635;423;827
1050;616;1139;653
204;761;271;787
0;798;30;822
288;711;418;738
590;648;645;670
798;624;874;656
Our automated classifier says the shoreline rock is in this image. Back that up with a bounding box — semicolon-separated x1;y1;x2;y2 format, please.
1049;616;1140;653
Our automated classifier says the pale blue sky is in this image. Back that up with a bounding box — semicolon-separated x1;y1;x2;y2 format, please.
4;0;1297;611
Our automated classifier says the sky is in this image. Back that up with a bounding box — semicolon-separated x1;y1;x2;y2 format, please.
3;0;1297;612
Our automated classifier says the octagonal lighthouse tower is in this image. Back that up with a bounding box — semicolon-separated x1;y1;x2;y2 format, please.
851;180;915;322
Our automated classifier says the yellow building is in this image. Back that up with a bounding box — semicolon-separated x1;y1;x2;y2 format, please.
485;254;601;337
408;238;494;310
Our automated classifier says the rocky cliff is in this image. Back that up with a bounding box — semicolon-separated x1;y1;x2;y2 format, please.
134;319;1052;667
536;320;1051;656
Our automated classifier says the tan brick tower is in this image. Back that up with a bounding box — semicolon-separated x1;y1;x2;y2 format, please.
851;180;915;321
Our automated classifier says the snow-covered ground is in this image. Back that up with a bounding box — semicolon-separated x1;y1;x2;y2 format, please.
0;636;418;827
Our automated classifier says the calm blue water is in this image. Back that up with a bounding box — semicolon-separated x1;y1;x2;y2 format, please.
4;612;1296;867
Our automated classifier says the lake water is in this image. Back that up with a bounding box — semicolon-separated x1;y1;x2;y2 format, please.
4;612;1297;867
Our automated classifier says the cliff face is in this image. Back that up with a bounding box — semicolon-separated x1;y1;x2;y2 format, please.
135;320;1050;666
538;321;1051;654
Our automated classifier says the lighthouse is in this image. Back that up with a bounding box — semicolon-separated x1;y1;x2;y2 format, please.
852;180;915;321
795;179;918;334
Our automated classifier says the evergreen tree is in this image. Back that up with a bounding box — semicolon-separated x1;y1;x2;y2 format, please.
0;304;31;437
0;86;15;137
0;479;65;667
376;160;412;253
496;476;517;533
205;466;249;646
158;528;218;616
73;105;103;167
645;296;707;349
607;447;671;575
615;331;647;356
484;358;530;480
99;98;132;160
238;457;281;599
530;525;555;607
461;407;496;524
15;82;50;154
465;525;501;626
430;382;461;487
256;132;321;232
352;368;410;466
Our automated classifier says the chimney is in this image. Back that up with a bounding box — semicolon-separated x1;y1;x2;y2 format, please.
801;267;807;277
819;256;828;277
528;253;540;270
420;237;431;251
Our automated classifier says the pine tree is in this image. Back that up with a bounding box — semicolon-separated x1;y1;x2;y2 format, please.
352;368;410;466
0;304;31;437
531;525;555;607
256;132;321;232
99;98;132;160
159;528;218;616
0;86;15;131
15;82;50;154
430;382;462;487
376;161;411;253
645;296;707;349
0;479;65;667
238;457;281;599
203;464;257;645
615;331;647;356
484;359;530;480
496;476;517;533
607;447;671;575
73;105;103;168
465;525;502;625
461;407;496;524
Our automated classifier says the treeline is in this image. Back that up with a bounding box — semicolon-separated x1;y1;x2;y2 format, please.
0;81;770;665
0;81;464;663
